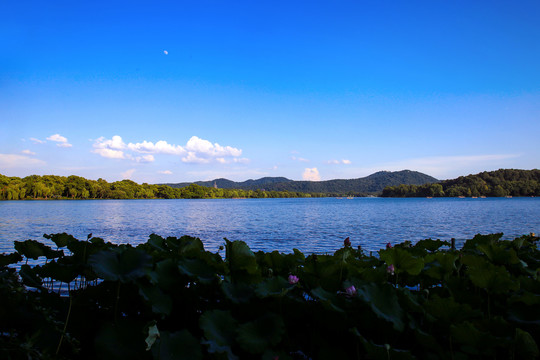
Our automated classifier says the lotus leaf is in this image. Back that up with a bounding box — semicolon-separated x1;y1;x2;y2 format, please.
0;253;22;267
255;276;293;298
379;248;424;276
199;310;238;359
151;329;202;360
515;328;540;359
89;247;152;283
15;240;62;260
462;255;518;293
236;314;284;354
139;285;172;316
357;282;405;331
178;258;218;284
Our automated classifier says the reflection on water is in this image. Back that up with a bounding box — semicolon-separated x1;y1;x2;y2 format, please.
1;198;539;255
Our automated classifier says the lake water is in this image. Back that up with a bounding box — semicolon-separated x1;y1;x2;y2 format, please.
0;197;538;255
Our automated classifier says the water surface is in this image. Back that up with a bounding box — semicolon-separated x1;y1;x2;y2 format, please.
1;197;538;254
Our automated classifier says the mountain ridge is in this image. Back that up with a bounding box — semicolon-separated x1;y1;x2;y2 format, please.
163;170;438;195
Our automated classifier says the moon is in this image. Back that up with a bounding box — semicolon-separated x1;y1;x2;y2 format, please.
163;50;168;55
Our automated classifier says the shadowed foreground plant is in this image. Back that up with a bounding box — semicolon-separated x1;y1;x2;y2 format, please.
1;232;539;359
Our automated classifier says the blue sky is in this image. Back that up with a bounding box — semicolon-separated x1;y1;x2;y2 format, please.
1;1;539;183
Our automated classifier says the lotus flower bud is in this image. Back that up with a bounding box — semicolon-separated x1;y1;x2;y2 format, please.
288;274;299;285
386;242;392;249
344;237;351;247
345;285;357;297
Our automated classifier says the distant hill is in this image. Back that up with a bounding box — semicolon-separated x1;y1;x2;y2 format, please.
166;177;293;190
381;169;540;197
164;170;438;196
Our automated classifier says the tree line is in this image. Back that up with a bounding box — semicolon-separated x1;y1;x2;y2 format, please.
0;174;323;200
381;169;540;197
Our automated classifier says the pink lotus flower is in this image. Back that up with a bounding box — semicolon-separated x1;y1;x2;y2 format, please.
288;274;299;284
344;237;351;247
386;242;392;249
387;264;395;275
345;285;357;297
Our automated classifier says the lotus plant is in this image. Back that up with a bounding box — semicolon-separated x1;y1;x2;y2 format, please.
345;285;357;297
288;274;299;285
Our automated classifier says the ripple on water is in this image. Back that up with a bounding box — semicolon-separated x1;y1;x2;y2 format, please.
1;198;539;255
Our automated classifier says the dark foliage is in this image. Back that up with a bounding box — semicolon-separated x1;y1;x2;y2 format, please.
2;232;539;359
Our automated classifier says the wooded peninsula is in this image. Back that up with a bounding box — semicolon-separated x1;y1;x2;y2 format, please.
382;169;540;197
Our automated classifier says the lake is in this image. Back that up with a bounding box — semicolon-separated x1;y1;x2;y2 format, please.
1;197;538;255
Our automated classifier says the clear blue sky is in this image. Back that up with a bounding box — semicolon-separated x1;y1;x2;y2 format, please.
1;0;539;183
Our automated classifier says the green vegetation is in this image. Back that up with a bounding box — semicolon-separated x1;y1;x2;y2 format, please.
0;174;321;200
166;170;439;196
2;232;539;359
382;169;540;197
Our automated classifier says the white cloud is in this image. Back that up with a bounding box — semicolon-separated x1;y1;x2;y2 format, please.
127;140;185;155
302;167;321;181
122;169;135;179
95;135;126;150
47;134;72;147
21;149;36;155
0;154;46;168
93;148;126;159
134;155;155;163
30;138;45;144
93;135;244;164
47;134;68;143
291;156;309;163
214;157;250;164
233;158;250;164
92;136;127;159
181;152;210;164
185;136;242;157
328;159;352;165
159;170;173;175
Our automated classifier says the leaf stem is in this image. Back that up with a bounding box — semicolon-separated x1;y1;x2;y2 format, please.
56;295;73;355
114;281;121;323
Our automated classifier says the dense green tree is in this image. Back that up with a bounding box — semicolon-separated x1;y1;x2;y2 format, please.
382;169;540;197
0;173;334;200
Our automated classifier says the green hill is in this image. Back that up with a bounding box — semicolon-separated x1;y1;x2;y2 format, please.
381;169;540;197
165;170;438;196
